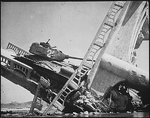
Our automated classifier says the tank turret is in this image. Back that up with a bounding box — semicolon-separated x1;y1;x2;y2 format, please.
29;39;84;62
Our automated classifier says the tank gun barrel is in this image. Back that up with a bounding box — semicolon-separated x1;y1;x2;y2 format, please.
66;55;83;60
65;55;95;61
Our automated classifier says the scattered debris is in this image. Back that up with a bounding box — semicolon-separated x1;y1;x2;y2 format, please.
41;80;148;115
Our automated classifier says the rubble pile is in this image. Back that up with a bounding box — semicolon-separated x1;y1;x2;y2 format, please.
25;71;149;116
48;80;149;115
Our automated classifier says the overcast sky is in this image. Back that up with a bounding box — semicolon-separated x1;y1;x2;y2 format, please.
1;2;149;103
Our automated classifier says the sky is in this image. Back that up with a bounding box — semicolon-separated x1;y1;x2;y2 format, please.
1;2;149;104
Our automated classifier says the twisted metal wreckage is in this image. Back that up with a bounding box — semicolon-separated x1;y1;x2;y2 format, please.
1;1;149;116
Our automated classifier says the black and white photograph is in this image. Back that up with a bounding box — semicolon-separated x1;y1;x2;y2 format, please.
1;1;149;117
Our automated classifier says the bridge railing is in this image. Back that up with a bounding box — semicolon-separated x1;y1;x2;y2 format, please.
7;42;31;56
1;54;33;78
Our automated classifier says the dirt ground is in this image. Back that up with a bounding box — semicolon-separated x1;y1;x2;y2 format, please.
1;108;149;117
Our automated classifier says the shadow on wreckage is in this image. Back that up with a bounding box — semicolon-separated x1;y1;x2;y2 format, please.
62;80;150;114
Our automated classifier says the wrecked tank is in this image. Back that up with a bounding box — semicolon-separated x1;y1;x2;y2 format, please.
28;39;83;62
10;39;85;97
10;40;80;102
